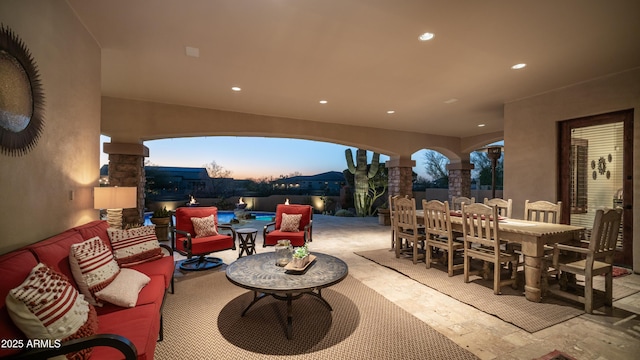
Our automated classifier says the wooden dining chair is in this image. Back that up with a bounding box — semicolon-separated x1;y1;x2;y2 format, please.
451;196;475;211
394;197;426;264
422;199;464;276
524;200;562;223
461;203;518;295
483;198;512;218
389;195;402;250
547;208;623;313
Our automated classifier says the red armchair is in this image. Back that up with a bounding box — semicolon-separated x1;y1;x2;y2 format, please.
172;206;236;271
263;204;313;247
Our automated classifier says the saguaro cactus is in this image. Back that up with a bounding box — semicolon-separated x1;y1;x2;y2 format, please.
345;148;380;216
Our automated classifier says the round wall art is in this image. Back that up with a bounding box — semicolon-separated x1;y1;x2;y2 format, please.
0;24;45;156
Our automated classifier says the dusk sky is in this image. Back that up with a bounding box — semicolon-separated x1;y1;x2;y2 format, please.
100;135;432;180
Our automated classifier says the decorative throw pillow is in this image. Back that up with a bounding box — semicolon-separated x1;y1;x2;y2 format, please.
280;213;302;232
191;215;218;237
69;236;121;306
6;263;98;360
95;268;150;308
107;225;163;267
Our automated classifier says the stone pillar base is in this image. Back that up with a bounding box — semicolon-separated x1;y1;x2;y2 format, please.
104;142;149;227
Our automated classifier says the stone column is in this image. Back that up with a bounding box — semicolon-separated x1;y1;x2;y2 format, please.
386;156;416;197
446;160;474;202
103;142;149;227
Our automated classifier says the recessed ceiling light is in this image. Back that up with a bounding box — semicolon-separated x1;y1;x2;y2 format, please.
231;86;241;92
444;98;458;104
387;110;395;114
319;100;328;104
419;32;435;41
185;46;200;58
478;124;486;127
511;63;526;70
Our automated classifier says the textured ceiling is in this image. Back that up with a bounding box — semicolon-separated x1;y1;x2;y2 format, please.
67;0;640;138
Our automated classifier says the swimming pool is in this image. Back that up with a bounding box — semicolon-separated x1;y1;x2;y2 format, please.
144;210;275;225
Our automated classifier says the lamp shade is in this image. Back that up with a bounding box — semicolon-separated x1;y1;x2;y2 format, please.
94;187;137;209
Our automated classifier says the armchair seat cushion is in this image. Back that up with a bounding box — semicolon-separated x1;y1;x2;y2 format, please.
263;230;306;247
176;234;234;254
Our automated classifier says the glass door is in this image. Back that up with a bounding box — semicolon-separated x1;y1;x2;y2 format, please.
558;110;633;267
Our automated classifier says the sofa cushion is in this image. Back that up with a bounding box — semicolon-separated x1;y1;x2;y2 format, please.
69;236;121;306
95;268;150;308
107;226;163;267
74;220;111;250
27;229;86;288
191;214;218;237
280;213;302;232
93;304;160;360
0;250;38;358
130;256;175;290
6;263;99;360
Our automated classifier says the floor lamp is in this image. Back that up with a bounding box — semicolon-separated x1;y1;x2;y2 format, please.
94;186;137;229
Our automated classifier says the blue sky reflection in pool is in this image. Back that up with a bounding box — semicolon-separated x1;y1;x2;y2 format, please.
144;211;275;225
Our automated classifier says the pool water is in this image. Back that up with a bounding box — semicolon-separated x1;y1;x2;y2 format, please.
144;210;274;225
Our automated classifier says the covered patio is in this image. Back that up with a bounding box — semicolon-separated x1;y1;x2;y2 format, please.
1;1;640;359
159;214;640;359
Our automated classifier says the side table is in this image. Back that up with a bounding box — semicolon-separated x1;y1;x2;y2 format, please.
236;227;258;258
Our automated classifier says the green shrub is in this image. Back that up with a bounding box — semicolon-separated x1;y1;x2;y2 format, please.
334;209;355;217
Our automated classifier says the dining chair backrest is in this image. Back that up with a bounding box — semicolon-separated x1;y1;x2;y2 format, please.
587;208;623;264
422;199;453;241
388;194;399;226
451;196;475;211
388;194;404;248
394;197;420;235
461;203;500;250
524;200;562;223
389;195;407;223
483;198;512;218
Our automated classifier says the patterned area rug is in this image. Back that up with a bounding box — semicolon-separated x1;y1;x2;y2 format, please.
155;270;479;359
356;249;638;333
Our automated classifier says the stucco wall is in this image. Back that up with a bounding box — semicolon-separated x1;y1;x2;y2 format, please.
504;68;640;271
0;0;101;254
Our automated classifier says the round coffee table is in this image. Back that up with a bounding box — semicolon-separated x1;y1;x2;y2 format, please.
225;252;348;339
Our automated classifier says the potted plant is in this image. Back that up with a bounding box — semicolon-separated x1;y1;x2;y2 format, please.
290;244;310;268
150;206;171;241
377;202;391;226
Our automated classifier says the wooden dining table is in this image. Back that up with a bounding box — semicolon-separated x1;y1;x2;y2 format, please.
415;210;585;302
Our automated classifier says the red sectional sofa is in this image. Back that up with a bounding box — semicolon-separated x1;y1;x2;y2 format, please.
0;220;175;360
